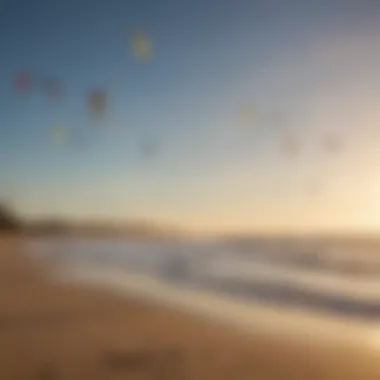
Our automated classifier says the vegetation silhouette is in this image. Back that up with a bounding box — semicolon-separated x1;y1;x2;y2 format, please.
0;202;20;231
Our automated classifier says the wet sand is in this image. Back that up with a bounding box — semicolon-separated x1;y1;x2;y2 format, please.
0;236;379;380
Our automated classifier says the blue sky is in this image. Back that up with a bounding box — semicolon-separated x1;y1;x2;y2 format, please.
2;0;380;233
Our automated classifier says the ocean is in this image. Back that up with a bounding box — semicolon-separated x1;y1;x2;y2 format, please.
24;236;380;322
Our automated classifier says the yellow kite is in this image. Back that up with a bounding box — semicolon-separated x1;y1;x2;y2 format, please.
131;31;153;60
50;126;68;145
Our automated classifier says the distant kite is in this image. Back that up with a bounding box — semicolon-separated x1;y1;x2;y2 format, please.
281;134;299;157
141;139;158;158
88;90;107;118
323;134;341;153
238;106;256;129
13;71;33;92
131;31;152;60
50;125;68;145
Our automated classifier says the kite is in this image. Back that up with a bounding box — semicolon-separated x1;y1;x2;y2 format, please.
131;31;152;60
141;139;158;158
88;90;107;119
281;134;299;157
238;106;256;129
13;71;33;92
50;126;68;145
323;134;341;153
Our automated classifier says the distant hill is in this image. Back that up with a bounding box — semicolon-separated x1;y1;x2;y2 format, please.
0;203;21;231
25;218;186;241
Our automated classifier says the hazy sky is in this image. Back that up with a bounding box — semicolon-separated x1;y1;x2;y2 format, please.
2;0;380;233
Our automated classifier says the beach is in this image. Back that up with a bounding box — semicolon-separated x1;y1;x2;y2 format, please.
0;236;380;380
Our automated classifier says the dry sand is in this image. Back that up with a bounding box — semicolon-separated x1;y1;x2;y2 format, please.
0;236;379;380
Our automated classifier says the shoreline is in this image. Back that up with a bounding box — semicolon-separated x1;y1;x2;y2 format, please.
56;265;380;345
0;236;379;379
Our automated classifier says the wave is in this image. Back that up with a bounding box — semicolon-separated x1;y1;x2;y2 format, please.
25;236;380;321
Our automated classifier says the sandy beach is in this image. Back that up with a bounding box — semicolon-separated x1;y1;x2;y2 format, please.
0;236;380;380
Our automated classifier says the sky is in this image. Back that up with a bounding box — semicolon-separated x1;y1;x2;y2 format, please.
2;0;380;234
